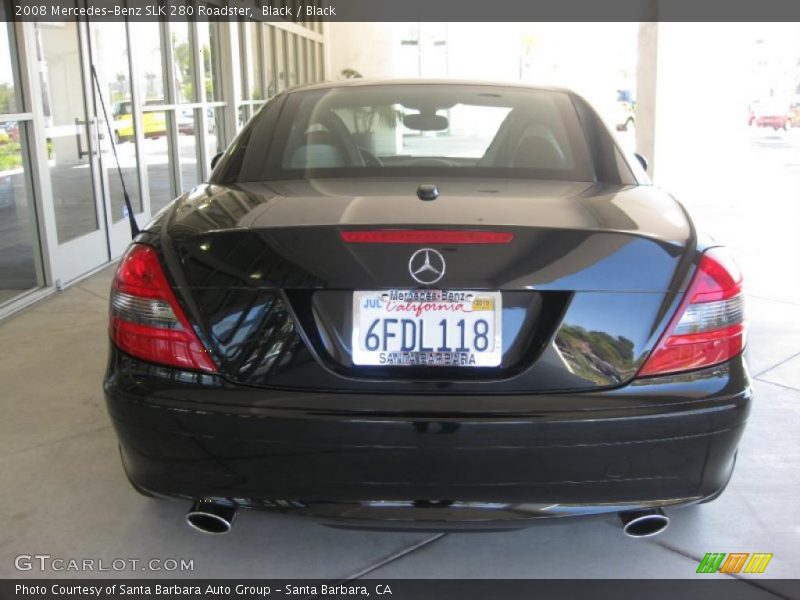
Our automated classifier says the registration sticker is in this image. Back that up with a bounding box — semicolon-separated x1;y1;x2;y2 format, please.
472;296;495;311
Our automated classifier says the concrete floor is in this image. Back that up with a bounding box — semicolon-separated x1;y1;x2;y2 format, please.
0;132;799;586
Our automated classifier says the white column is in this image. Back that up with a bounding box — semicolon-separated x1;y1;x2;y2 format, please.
635;22;658;176
638;23;753;197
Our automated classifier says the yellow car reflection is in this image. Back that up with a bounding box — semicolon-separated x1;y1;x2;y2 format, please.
113;101;167;143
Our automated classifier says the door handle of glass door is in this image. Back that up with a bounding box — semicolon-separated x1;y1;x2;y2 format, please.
90;117;100;156
75;117;100;158
75;117;89;159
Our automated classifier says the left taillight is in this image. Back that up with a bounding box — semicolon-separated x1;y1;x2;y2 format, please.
637;246;745;377
109;244;217;372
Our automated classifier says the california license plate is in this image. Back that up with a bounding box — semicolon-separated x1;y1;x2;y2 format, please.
352;290;502;367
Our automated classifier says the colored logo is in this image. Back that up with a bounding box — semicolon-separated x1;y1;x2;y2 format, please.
696;553;773;574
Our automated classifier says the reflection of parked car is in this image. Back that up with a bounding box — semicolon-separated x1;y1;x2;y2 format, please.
750;98;795;131
177;109;217;136
177;110;194;135
0;123;20;143
615;89;636;131
113;101;167;143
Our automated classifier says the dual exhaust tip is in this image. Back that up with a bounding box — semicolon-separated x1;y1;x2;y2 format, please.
185;500;669;537
619;508;670;538
186;499;237;534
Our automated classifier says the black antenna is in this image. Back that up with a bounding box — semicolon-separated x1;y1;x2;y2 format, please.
90;64;139;238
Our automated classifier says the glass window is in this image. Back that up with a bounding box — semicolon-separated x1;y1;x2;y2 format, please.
286;33;297;88
207;107;225;165
178;109;200;191
0;0;39;303
90;21;143;221
264;25;277;98
316;42;324;82
296;37;307;85
306;40;317;83
241;22;263;101
133;23;174;213
307;41;316;84
171;18;195;103
35;21;99;244
274;29;287;92
306;37;314;83
143;111;173;213
198;21;223;102
250;23;264;100
306;39;315;83
135;22;166;104
0;121;42;304
0;16;19;114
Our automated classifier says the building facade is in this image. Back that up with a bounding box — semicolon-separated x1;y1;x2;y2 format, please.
0;1;328;317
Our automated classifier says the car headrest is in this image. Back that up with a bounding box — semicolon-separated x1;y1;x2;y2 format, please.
305;129;338;146
512;135;566;170
288;143;346;169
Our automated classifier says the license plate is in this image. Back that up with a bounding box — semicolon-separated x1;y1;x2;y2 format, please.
352;290;502;367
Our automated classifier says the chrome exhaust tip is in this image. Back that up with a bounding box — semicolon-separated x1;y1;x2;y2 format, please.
186;499;237;534
619;508;670;538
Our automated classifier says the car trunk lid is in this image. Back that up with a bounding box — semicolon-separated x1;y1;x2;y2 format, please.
164;178;693;393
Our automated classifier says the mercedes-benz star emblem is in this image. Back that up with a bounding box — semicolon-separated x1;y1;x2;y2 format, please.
408;248;446;285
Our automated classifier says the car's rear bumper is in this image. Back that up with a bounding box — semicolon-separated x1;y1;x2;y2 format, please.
104;348;751;528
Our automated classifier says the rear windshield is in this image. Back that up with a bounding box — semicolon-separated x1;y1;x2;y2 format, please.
231;85;599;182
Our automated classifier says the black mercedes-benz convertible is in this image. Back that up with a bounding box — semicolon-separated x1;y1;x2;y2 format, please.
103;80;750;536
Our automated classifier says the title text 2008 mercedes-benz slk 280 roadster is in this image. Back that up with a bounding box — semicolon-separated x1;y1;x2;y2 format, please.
103;81;750;536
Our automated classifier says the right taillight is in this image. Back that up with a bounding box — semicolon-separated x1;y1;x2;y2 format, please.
109;244;217;373
638;247;745;377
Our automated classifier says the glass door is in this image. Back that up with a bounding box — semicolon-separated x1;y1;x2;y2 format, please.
34;19;109;283
88;20;145;259
0;11;45;308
